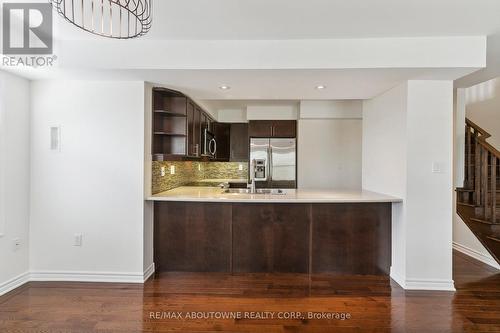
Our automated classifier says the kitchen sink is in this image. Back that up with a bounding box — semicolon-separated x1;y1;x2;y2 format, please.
223;188;287;195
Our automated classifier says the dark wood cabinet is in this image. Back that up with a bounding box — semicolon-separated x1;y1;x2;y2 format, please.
213;122;231;161
311;203;391;275
232;204;310;273
200;111;211;133
154;201;392;275
248;120;296;138
248;120;274;137
152;90;188;159
192;106;202;156
186;101;196;157
154;202;232;272
230;123;249;162
272;120;296;137
152;88;215;160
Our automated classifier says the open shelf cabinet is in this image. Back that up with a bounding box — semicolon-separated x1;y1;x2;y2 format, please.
152;88;188;159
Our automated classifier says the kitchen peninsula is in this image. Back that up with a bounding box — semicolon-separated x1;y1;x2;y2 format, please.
149;188;401;275
148;87;402;278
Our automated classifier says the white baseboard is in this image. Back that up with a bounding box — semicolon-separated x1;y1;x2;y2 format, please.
143;263;155;282
1;264;157;296
453;242;500;269
0;272;30;296
389;267;406;289
390;267;456;291
30;270;147;284
404;278;456;291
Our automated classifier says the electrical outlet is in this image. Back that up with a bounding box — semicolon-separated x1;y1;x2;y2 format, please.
238;164;244;171
160;166;166;177
170;165;176;175
13;238;21;251
74;234;83;247
198;163;201;171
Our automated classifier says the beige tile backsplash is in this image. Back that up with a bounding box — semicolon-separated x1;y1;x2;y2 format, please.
152;161;248;194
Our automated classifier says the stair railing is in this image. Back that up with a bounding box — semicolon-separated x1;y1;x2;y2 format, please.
464;118;499;223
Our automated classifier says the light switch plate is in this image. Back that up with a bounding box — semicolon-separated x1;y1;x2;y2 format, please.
74;234;83;247
50;126;61;151
160;166;166;177
170;165;175;175
432;162;442;173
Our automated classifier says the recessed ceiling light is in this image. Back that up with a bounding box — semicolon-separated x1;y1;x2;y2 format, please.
219;85;231;90
316;85;326;90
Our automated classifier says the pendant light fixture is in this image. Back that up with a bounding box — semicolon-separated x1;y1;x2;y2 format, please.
49;0;152;39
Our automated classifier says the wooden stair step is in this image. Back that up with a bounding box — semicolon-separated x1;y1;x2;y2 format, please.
458;202;477;208
469;218;495;225
486;236;500;243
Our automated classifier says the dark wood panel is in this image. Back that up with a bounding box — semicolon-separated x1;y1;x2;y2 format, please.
311;203;391;275
186;101;196;156
154;202;392;275
229;123;249;161
193;106;202;156
248;120;297;138
248;120;273;137
154;202;232;272
232;203;310;273
200;111;211;134
271;120;296;137
213;122;231;161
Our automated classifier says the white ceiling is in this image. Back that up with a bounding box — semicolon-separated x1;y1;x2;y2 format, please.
4;67;477;101
55;0;500;40
3;0;499;99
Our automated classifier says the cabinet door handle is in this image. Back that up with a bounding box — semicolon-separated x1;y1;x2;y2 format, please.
271;126;274;137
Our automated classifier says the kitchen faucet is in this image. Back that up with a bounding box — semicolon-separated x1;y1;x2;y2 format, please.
248;159;257;194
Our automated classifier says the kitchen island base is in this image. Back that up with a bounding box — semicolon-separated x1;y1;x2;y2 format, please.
154;202;391;275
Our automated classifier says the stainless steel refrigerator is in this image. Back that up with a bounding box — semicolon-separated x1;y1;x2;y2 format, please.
249;138;296;188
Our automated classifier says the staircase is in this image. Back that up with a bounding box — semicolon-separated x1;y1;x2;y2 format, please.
456;118;500;265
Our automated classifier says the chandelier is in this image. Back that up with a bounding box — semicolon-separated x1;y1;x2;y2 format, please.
49;0;152;39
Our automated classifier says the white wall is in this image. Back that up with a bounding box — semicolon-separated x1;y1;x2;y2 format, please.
143;83;154;274
299;100;362;119
363;80;455;290
465;77;500;149
298;100;362;189
218;109;247;123
405;81;453;284
29;80;147;282
0;71;31;294
363;83;408;283
246;105;298;120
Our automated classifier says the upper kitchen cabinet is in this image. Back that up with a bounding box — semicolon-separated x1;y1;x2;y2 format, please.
248;120;296;138
272;120;297;137
212;122;249;162
152;87;214;161
186;101;201;157
152;89;188;159
200;111;212;133
230;123;249;162
213;122;231;161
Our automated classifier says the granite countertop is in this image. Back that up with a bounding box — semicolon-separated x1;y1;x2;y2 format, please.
147;186;402;203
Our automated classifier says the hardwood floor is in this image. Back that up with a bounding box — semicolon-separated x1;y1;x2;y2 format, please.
1;250;499;332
